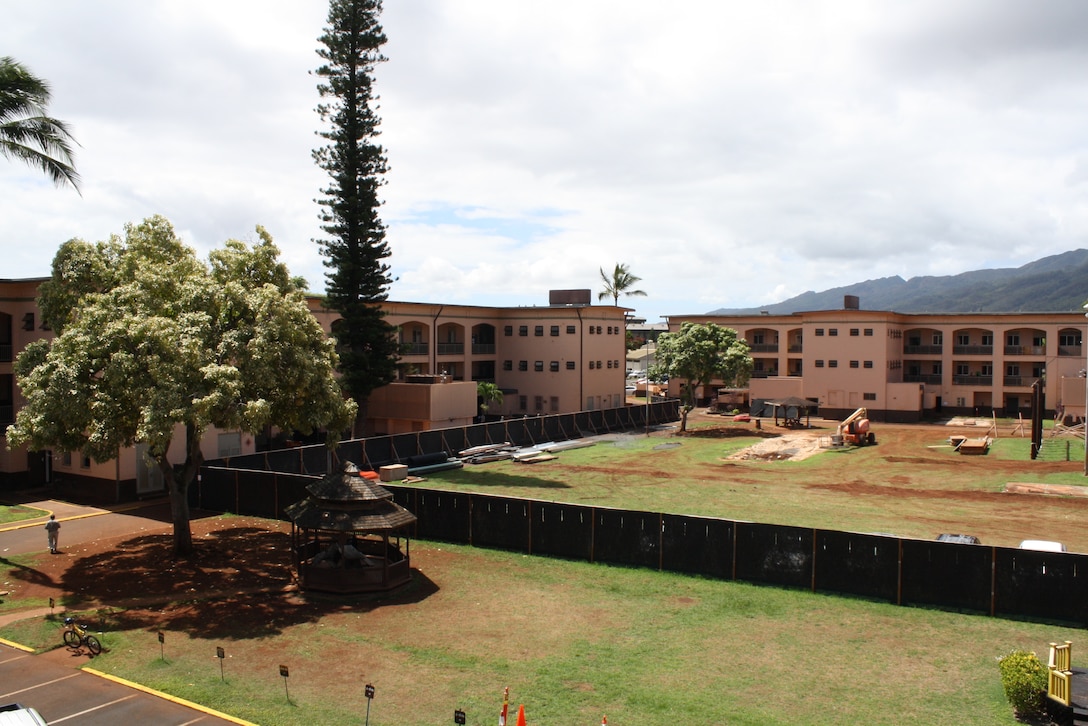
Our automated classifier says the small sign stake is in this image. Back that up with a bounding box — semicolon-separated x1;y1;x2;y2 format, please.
364;683;375;726
280;665;290;702
216;646;225;681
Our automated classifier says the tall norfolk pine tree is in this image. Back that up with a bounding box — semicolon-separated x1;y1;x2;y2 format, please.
314;0;400;434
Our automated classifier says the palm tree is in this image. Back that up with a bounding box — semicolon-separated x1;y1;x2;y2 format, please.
0;57;80;191
598;263;647;306
477;381;504;420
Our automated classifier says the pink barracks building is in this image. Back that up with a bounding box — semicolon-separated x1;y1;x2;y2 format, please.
667;296;1087;423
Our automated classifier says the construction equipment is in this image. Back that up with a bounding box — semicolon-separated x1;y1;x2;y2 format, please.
836;407;876;446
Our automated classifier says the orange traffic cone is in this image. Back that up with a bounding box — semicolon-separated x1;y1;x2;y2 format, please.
515;704;527;726
602;717;608;725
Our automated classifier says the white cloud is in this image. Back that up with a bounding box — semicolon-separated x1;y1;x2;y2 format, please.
4;0;1088;322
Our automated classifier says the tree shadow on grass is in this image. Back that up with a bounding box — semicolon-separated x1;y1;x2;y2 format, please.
58;525;438;639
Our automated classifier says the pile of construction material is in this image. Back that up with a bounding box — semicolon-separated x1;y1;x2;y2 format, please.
459;439;594;465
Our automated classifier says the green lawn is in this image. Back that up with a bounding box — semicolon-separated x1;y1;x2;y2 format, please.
0;542;1072;725
0;504;48;525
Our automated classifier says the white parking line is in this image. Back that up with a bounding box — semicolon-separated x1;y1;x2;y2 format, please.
0;672;80;700
48;694;137;723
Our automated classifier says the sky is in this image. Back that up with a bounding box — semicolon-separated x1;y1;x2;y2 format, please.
4;1;1088;323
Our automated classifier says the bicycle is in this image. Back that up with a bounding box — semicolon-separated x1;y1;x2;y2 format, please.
62;616;102;655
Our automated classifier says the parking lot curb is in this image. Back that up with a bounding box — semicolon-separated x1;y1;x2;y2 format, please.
82;667;259;726
0;636;35;652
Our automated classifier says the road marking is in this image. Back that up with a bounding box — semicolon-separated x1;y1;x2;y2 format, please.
48;694;137;723
0;671;80;700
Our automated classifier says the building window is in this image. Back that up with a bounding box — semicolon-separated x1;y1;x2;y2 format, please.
1006;334;1020;346
518;360;528;371
504;325;513;336
956;363;969;376
863;393;877;401
589;326;595;335
815;329;825;336
535;325;544;336
535;361;544;372
534;396;544;412
61;451;72;467
218;432;242;458
519;395;527;411
607;326;613;335
550;361;559;372
550;325;560;336
1060;333;1081;346
589;360;595;369
81;454;91;469
828;360;838;368
815;360;825;368
614;359;620;369
503;360;513;371
957;334;969;345
566;325;576;334
981;364;993;376
981;334;993;346
1006;363;1020;376
849;360;859;368
596;326;603;334
519;325;528;336
864;328;873;336
597;360;603;369
863;360;873;369
550;396;559;412
829;328;838;336
931;362;942;375
566;361;576;370
849;329;859;336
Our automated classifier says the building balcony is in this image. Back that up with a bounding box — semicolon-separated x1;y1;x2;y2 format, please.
1003;376;1038;388
401;342;428;356
953;375;992;386
749;344;779;353
0;344;11;363
471;343;496;355
750;370;779;379
788;344;803;353
436;342;464;356
1058;345;1083;357
952;345;993;355
903;374;943;385
903;345;943;355
1004;345;1045;356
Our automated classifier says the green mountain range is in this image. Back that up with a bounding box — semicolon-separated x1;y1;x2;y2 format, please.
709;249;1088;315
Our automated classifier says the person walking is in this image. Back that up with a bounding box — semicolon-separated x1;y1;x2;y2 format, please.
44;514;60;554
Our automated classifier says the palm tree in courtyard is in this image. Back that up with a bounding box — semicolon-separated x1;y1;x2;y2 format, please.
0;56;80;191
598;263;647;306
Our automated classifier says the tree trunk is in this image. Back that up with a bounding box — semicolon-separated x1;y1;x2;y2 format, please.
158;422;206;557
164;462;193;556
679;405;690;432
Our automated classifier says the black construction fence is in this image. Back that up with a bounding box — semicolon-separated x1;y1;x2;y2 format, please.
211;399;681;475
192;468;1088;626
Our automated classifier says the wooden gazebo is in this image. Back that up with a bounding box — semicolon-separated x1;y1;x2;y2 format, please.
286;462;417;594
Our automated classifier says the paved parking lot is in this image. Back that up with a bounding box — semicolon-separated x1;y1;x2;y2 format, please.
0;642;245;724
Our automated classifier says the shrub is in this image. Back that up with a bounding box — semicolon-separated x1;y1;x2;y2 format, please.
998;649;1048;719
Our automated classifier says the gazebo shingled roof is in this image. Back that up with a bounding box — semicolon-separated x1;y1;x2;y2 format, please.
284;462;417;533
